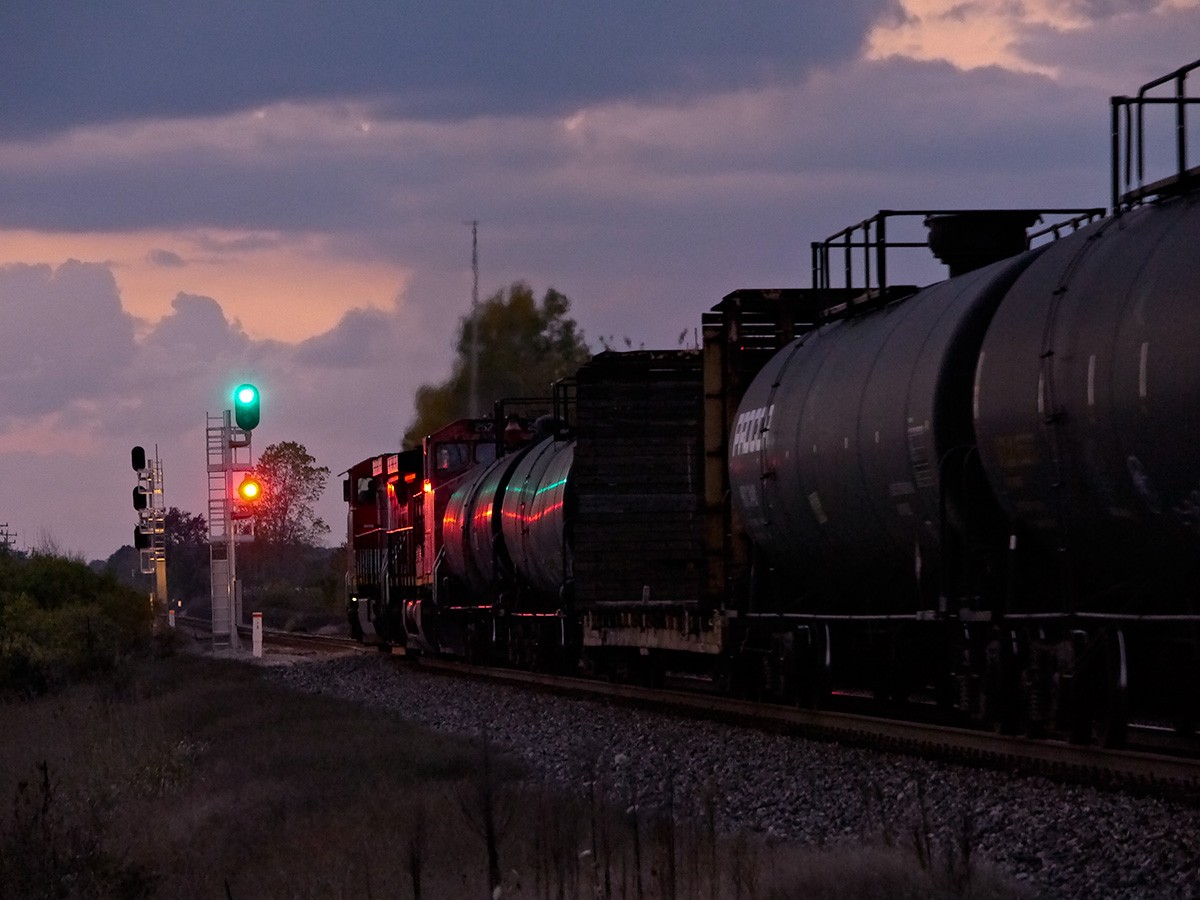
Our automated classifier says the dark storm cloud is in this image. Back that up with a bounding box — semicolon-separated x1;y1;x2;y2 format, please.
116;292;267;436
0;0;893;139
1016;6;1200;91
0;152;389;232
293;307;396;368
143;293;252;363
0;58;1103;239
0;262;136;418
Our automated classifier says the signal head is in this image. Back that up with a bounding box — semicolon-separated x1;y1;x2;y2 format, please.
237;475;263;503
233;383;261;430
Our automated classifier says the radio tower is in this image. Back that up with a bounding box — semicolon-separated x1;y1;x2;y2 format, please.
467;219;480;417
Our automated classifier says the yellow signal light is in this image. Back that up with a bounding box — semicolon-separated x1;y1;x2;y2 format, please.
237;476;263;502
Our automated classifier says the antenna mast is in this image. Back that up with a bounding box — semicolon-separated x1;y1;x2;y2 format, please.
468;219;480;417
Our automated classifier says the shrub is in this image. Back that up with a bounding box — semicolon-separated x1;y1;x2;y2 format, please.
0;553;153;696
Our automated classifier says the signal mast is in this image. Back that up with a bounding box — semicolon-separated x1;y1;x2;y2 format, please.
205;383;263;649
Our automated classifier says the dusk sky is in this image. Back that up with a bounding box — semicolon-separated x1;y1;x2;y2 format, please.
1;1;1197;561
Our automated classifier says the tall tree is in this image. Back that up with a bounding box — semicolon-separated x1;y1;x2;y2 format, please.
251;441;331;547
101;508;209;605
403;282;592;447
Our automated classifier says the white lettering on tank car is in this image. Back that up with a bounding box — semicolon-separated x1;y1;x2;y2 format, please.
730;404;775;457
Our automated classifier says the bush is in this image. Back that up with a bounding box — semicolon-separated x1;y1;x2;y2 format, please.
0;631;58;698
0;552;153;696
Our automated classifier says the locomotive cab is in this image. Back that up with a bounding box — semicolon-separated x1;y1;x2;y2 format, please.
343;448;423;647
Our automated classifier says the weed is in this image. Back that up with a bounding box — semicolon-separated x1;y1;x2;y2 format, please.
0;761;156;900
0;654;1032;899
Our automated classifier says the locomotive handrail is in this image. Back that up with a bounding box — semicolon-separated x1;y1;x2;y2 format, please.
1112;57;1200;212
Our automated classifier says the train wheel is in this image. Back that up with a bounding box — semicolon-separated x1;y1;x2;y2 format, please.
769;631;797;704
1091;629;1129;749
1065;629;1129;748
724;649;766;699
797;624;831;709
982;629;1023;735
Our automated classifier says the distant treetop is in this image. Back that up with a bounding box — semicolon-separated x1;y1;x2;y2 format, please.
403;282;591;448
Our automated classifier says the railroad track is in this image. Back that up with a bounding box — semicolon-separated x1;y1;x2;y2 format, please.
412;656;1200;798
168;617;1200;794
171;615;371;656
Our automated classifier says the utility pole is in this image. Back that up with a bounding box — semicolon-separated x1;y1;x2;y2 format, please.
467;219;480;417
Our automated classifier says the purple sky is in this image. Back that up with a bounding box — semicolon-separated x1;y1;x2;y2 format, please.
0;1;1196;561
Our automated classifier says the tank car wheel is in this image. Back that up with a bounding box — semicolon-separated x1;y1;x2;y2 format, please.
1091;629;1129;749
982;629;1024;735
1065;629;1129;747
797;624;832;709
938;625;974;717
464;622;485;665
769;630;798;704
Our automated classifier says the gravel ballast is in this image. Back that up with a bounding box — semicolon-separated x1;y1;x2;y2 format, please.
266;655;1200;898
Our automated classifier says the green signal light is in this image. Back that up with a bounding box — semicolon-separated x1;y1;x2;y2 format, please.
233;383;261;430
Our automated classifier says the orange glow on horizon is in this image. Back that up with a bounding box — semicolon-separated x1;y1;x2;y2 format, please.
0;228;411;343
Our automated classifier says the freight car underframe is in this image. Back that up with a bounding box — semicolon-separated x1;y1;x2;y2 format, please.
569;592;1199;747
406;572;1199;748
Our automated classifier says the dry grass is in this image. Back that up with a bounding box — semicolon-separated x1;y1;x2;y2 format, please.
0;652;1030;899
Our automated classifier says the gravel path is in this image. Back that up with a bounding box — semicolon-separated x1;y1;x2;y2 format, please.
265;655;1200;899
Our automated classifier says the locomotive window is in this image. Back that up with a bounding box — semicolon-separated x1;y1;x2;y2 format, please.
435;442;471;472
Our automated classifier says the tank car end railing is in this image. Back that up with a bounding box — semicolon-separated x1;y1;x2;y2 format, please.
553;376;577;435
1112;57;1200;213
810;208;1105;318
492;395;559;456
